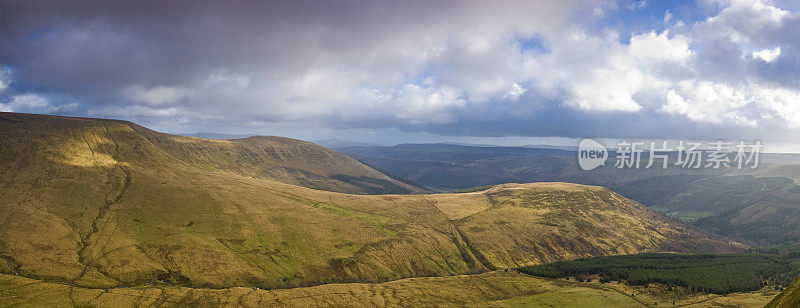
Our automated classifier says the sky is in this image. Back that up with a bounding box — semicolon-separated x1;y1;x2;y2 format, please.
1;0;799;149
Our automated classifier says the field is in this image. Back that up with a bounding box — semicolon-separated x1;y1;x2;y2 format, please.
664;211;714;223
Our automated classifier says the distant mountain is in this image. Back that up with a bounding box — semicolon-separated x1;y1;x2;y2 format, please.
180;132;254;139
337;144;719;191
338;143;574;161
313;138;378;148
0;112;736;303
523;144;579;151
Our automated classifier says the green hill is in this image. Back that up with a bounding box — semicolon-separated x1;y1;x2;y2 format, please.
0;112;740;304
767;276;800;308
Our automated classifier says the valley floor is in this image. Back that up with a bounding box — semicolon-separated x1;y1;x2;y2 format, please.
0;271;777;307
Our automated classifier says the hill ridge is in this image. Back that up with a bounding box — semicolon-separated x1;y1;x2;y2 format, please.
0;111;424;195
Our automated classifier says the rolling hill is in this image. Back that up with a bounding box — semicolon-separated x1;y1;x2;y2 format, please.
339;144;800;246
0;112;423;195
0;112;739;305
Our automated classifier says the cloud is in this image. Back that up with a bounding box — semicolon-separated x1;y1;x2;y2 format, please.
0;0;799;143
0;68;9;94
1;94;50;112
752;47;781;62
629;31;692;64
89;104;183;118
540;29;688;113
505;83;527;100
661;81;752;125
701;0;789;43
393;84;466;124
123;86;193;106
752;87;800;128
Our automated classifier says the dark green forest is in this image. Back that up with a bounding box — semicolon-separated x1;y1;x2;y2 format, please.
519;253;800;294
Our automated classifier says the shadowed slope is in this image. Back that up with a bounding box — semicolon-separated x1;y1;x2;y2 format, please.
0;112;738;294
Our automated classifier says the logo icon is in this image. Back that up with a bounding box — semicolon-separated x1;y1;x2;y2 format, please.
578;139;607;170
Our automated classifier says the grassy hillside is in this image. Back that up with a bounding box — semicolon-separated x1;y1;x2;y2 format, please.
0;112;738;301
340;144;800;246
0;112;422;195
614;174;800;246
767;277;800;308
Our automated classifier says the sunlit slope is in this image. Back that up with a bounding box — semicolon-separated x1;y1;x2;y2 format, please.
0;112;421;195
767;277;800;308
433;183;736;267
0;112;737;292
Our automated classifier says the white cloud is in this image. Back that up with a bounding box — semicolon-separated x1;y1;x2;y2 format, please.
647;0;799;131
629;31;692;64
752;47;781;62
90;104;183;117
664;10;673;24
123;85;193;106
661;81;751;124
751;87;800;128
661;81;800;129
0;68;9;94
551;0;800;134
564;63;647;112
505;83;526;100
628;0;647;10
0;93;51;112
701;0;789;43
393;84;465;124
544;30;687;113
284;69;356;104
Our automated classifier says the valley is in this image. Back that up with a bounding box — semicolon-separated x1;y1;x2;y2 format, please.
5;1;800;306
2;113;800;307
0;112;752;306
